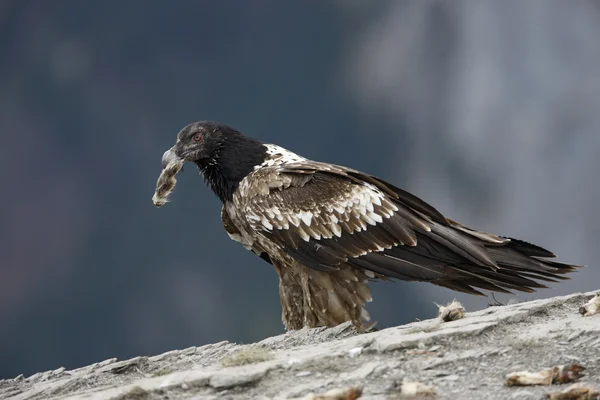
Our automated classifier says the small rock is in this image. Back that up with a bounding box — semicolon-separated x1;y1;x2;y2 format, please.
344;362;379;381
511;389;536;399
279;378;335;398
13;374;24;382
394;380;437;397
300;385;362;400
152;368;173;377
39;370;53;381
88;358;118;373
97;356;147;374
506;364;586;386
120;386;148;399
181;383;189;390
428;345;442;352
437;299;465;322
296;371;312;377
506;369;553;387
545;383;600;400
567;331;583;342
211;340;230;348
440;374;460;382
210;364;270;389
288;358;301;366
149;349;179;362
220;347;273;367
579;293;600;316
428;369;451;377
372;365;390;376
96;358;118;368
348;347;362;358
25;372;41;382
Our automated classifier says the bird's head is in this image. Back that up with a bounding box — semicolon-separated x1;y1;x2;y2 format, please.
162;121;267;202
164;121;224;166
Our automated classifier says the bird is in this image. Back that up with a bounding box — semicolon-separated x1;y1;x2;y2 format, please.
154;120;583;331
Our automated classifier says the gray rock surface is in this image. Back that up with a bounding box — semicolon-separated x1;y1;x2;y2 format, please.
2;290;599;400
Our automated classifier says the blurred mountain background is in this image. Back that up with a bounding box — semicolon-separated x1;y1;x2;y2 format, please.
1;0;599;379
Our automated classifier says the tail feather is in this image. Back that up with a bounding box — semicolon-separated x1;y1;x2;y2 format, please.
444;276;517;294
496;263;572;281
486;247;571;275
530;257;580;273
433;279;487;296
438;239;583;295
503;237;556;258
352;221;584;296
451;264;550;290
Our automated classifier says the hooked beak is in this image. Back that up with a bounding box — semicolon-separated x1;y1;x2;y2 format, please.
161;145;181;169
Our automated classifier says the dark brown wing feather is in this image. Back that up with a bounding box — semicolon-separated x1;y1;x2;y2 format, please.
236;161;583;296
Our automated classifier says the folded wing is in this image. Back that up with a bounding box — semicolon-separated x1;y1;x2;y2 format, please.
235;161;582;296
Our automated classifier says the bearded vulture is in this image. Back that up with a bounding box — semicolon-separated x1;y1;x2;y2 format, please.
153;121;583;331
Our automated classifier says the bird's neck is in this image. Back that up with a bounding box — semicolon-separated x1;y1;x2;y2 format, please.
196;135;268;203
196;163;243;203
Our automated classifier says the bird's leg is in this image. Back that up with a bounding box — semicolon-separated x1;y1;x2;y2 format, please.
300;267;319;328
300;266;376;331
272;260;304;330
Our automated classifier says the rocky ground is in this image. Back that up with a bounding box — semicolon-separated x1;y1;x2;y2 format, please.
2;290;599;400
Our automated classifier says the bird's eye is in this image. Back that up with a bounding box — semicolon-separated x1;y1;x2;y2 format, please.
193;133;203;142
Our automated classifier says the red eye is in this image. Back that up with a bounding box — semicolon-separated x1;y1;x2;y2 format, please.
193;133;203;142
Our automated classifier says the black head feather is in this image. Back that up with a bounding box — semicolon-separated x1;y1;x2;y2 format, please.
174;121;267;202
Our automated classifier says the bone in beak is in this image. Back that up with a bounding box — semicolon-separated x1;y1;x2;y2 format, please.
161;146;180;169
153;147;185;207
